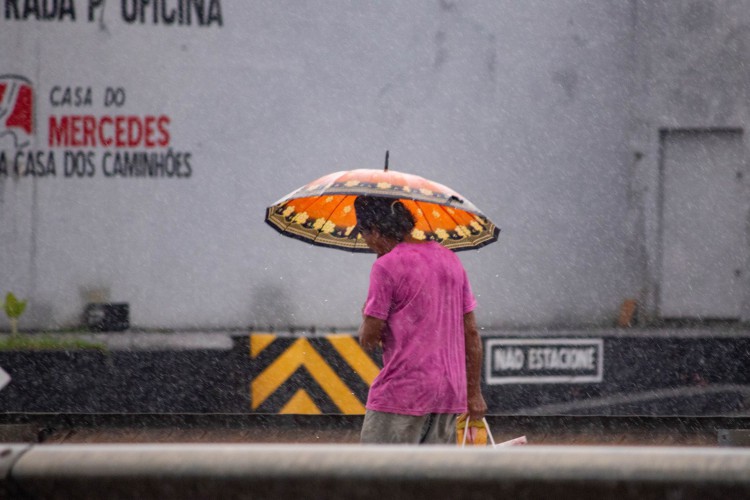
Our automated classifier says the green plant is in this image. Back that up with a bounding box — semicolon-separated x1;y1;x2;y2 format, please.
3;293;27;337
0;335;106;351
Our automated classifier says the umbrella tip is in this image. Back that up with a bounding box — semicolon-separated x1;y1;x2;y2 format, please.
384;150;389;172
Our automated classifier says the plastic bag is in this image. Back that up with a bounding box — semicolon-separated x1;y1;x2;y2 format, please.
456;413;488;446
457;415;527;447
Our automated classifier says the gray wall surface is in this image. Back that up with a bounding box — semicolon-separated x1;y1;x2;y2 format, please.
0;1;745;331
630;0;750;322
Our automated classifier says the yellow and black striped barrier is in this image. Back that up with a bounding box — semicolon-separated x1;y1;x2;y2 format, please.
249;333;382;414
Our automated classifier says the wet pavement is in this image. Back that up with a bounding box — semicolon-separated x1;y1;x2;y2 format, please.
0;414;737;447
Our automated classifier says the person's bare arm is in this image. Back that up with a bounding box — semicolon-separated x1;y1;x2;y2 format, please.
359;315;385;351
464;311;488;421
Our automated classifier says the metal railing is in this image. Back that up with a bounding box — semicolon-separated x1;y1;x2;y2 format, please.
2;443;750;499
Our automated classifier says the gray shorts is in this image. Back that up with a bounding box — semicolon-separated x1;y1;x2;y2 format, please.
360;409;457;445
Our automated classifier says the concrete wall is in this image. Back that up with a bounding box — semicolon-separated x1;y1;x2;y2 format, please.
0;1;741;331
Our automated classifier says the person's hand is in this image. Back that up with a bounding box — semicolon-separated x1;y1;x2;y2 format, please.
467;392;487;422
359;329;379;351
358;315;384;352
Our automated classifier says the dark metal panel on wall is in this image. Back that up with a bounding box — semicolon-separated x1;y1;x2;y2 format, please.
0;339;252;413
0;333;747;416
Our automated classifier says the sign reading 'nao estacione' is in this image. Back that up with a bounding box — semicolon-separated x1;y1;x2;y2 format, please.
485;338;603;384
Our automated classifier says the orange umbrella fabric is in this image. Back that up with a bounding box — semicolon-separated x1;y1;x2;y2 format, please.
265;168;500;253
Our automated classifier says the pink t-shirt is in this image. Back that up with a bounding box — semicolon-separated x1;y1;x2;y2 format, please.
363;241;477;416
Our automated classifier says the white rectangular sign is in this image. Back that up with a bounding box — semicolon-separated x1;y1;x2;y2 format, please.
486;338;604;385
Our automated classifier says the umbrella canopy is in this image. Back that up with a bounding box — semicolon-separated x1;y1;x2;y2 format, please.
265;167;500;253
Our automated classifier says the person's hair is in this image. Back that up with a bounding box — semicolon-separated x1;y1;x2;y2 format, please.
354;196;416;241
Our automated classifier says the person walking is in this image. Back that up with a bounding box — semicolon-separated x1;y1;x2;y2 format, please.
355;195;487;445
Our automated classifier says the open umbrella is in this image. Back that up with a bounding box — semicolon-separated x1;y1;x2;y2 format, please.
265;153;500;253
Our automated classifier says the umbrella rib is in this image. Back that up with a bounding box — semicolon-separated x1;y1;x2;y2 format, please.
439;201;465;233
413;200;437;241
277;193;371;253
311;194;352;246
274;196;322;234
414;200;466;244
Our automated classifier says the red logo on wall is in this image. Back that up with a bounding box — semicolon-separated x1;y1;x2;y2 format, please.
0;75;34;148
